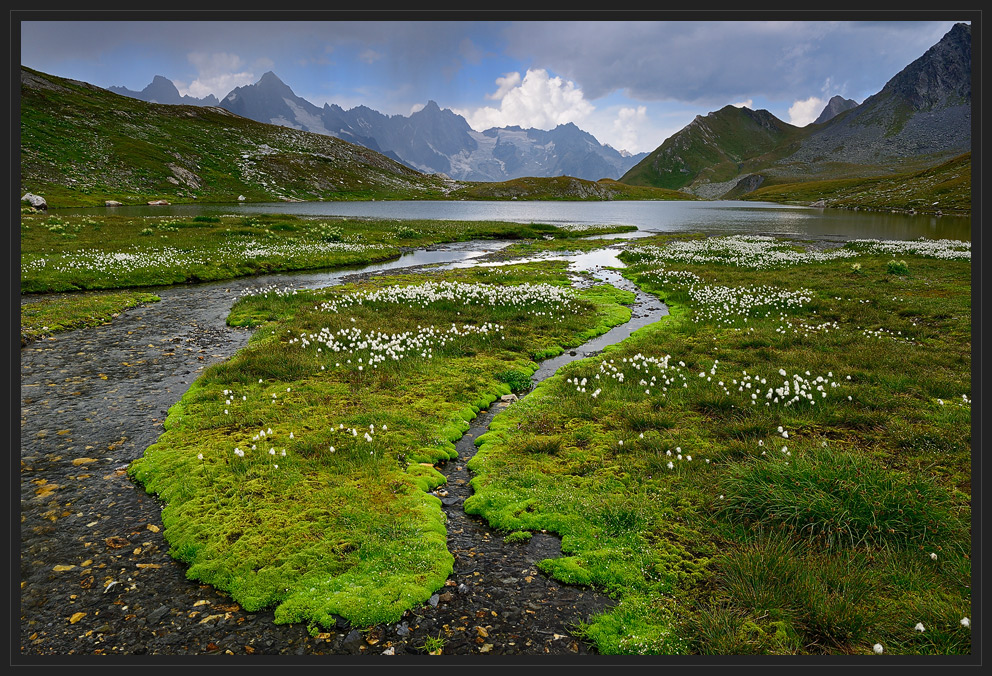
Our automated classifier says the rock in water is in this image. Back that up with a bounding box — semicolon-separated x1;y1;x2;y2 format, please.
21;193;47;210
105;200;123;206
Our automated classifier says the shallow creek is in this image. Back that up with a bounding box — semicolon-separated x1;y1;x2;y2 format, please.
19;240;667;656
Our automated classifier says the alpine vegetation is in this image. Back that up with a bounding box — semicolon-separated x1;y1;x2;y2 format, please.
128;261;634;629
464;234;970;655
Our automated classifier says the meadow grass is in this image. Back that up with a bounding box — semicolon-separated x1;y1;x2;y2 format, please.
464;235;971;654
20;289;161;344
20;212;635;293
128;260;634;627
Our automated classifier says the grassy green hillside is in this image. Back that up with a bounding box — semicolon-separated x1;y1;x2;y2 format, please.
449;176;696;201
20;67;453;208
621;106;808;191
743;153;971;215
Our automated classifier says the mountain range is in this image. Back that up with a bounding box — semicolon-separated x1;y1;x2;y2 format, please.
23;22;971;212
112;70;649;183
621;22;971;200
21;66;689;208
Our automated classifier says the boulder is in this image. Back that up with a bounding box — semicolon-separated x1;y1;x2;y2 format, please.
147;200;170;206
21;193;47;210
809;199;827;208
105;200;123;207
238;195;246;201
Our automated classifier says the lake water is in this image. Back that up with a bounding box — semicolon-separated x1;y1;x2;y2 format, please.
67;199;971;242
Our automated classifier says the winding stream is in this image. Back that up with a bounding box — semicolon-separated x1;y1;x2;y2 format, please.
20;238;666;656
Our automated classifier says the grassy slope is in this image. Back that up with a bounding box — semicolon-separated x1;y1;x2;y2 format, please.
620;107;808;191
742;153;971;215
20;67;451;208
464;237;970;654
127;261;635;628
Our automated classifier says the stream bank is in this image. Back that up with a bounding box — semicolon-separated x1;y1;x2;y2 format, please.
19;241;666;657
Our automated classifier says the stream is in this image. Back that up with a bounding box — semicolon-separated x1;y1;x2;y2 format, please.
19;239;666;656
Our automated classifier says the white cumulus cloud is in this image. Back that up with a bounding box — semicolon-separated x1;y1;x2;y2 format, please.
731;99;753;109
457;68;594;131
487;72;522;100
788;96;826;126
611;106;648;154
180;51;256;99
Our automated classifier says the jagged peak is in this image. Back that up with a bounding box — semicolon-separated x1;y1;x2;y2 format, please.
258;71;283;84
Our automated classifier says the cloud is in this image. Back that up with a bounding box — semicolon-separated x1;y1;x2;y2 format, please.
787;96;826;126
611;106;648;154
731;99;753;109
486;72;522;100
457;68;594;131
359;48;383;64
179;52;256;99
502;20;961;106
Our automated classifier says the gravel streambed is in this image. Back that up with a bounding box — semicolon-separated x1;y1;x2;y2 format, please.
19;242;666;658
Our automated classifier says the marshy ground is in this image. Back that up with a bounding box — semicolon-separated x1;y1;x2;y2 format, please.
19;215;972;657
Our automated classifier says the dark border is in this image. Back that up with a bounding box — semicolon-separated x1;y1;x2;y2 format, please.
9;8;984;672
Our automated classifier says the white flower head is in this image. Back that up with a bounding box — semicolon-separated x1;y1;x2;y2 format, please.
930;552;938;560
961;617;970;628
873;644;883;654
915;622;926;632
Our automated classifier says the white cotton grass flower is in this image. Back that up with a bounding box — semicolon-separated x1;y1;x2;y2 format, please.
930;552;938;560
873;643;884;654
197;453;204;461
961;617;970;628
915;623;926;632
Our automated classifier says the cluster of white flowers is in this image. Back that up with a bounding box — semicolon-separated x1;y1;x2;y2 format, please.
683;282;815;325
774;319;841;338
316;280;577;316
238;283;301;299
289;322;505;369
565;352;847;412
860;326;917;345
582;353;692;397
22;238;384;279
848;237;971;260
625;235;857;269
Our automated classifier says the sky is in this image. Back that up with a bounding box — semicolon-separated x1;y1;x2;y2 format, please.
18;15;968;155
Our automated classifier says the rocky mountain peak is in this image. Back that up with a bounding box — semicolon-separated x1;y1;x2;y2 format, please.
878;22;970;110
813;95;859;125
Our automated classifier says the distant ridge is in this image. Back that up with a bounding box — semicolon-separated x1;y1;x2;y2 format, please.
109;75;219;107
620;22;971;200
112;71;649;182
21;66;452;207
